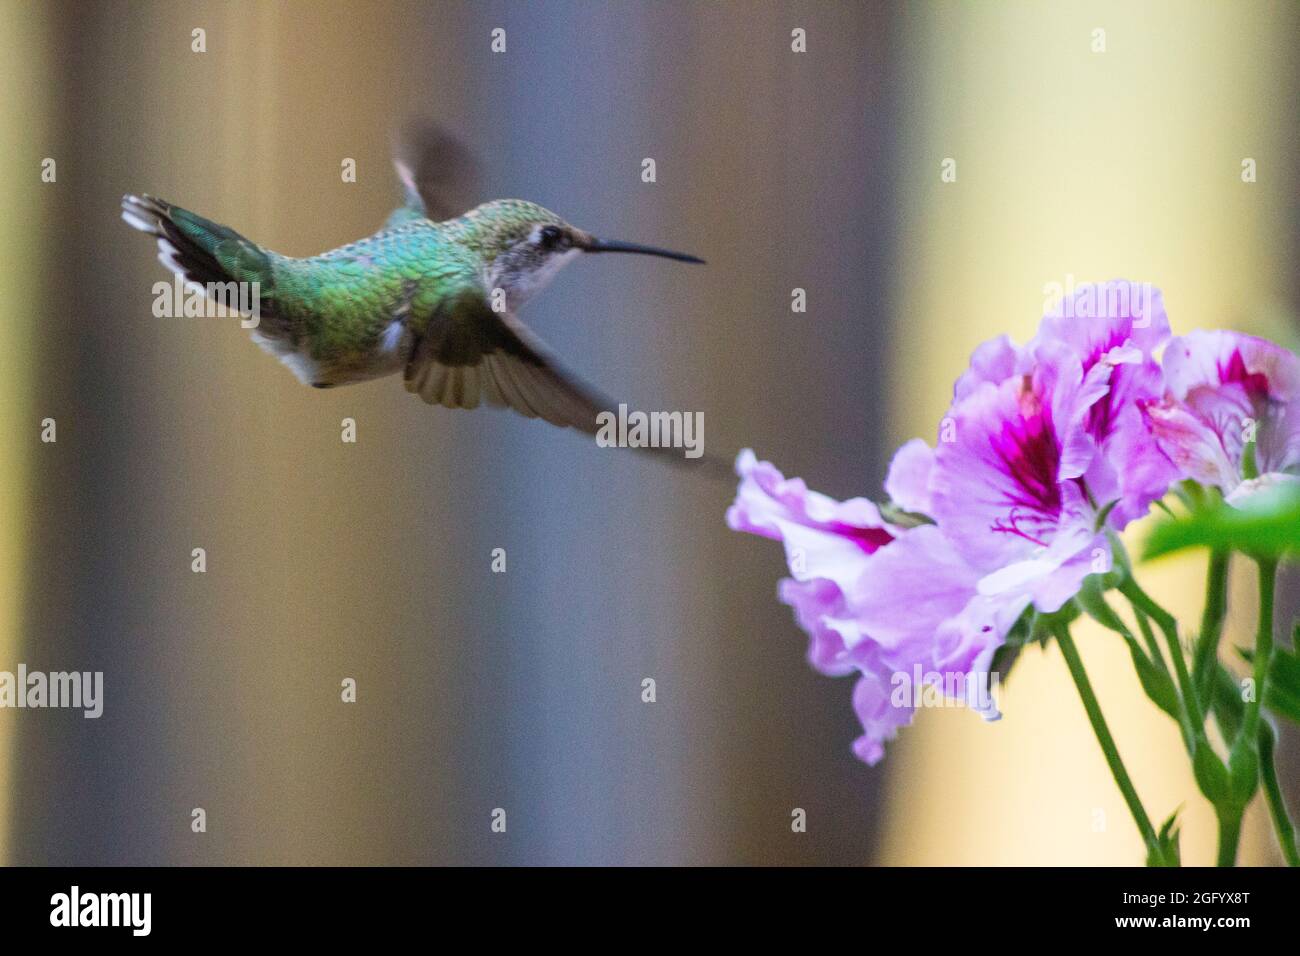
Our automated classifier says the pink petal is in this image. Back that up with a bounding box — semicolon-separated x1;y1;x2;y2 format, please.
1142;398;1241;490
954;334;1022;401
726;450;896;593
884;438;936;515
1163;330;1300;403
850;525;984;660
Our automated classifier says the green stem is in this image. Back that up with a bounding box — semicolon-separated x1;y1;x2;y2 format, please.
1259;719;1300;866
1106;534;1165;672
1054;623;1163;861
1120;577;1203;748
1240;558;1276;744
1216;812;1242;867
1213;559;1278;867
1131;603;1168;674
1193;549;1229;703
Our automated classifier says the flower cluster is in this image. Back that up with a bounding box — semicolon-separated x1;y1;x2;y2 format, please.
728;281;1300;764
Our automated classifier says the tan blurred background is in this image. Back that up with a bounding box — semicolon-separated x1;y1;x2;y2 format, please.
0;0;1295;865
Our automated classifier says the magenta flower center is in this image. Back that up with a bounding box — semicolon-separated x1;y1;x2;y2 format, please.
829;522;896;554
1080;327;1130;442
1218;349;1270;399
989;379;1062;546
1086;390;1117;442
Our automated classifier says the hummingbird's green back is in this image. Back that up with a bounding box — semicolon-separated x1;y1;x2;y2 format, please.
270;200;562;368
270;220;478;371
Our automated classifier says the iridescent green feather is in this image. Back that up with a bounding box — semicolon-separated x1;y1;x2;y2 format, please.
269;221;481;364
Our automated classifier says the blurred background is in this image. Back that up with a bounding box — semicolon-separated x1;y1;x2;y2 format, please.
0;0;1296;865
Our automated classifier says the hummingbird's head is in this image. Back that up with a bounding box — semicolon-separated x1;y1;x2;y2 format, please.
463;199;704;310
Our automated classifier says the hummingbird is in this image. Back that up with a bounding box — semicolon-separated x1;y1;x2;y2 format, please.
121;125;707;451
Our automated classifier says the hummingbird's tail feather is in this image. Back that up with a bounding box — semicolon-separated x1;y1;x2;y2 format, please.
121;194;278;320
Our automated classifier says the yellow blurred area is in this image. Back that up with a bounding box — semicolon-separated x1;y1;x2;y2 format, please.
0;1;47;865
884;0;1294;865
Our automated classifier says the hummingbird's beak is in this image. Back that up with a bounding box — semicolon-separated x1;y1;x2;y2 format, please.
582;237;705;264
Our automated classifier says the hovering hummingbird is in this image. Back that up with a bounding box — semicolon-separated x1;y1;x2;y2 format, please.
121;125;706;448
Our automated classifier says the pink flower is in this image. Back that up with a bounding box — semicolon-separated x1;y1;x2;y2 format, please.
907;344;1111;617
1029;281;1179;526
726;451;1006;764
928;341;1103;602
1143;330;1300;502
725;282;1205;766
917;283;1177;611
726;450;895;676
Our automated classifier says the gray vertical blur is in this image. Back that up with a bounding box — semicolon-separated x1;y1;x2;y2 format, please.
12;0;896;864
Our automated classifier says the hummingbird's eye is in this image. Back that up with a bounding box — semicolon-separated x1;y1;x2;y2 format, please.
537;225;565;250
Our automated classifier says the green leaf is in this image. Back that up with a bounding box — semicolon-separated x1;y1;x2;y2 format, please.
1143;482;1300;560
1093;498;1120;533
1032;603;1078;643
1267;646;1300;724
1074;577;1126;633
1228;736;1260;806
1192;741;1231;807
878;501;934;529
1075;581;1180;721
1147;809;1182;867
992;603;1081;683
1128;643;1181;722
1241;642;1300;725
1209;664;1244;742
1242;438;1260;481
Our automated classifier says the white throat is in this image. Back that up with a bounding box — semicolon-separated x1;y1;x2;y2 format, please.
488;248;581;310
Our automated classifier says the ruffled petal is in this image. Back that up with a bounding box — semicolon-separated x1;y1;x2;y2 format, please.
954;334;1022;400
777;577;859;677
1147;332;1300;494
1036;280;1170;367
884;438;936;515
1163;330;1300;403
850;666;912;766
727;449;896;593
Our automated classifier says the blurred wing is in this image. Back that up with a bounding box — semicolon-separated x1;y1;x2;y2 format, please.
386;121;481;226
403;291;613;434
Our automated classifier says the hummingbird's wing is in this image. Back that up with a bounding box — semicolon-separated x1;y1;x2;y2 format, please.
403;290;614;434
386;122;480;227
